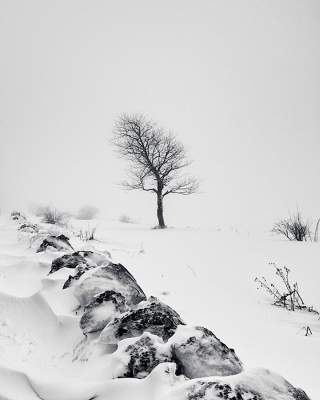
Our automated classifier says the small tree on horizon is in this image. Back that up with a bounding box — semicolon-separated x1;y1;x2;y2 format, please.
112;114;199;228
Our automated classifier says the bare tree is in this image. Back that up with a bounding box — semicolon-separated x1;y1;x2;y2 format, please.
272;212;311;241
112;114;198;228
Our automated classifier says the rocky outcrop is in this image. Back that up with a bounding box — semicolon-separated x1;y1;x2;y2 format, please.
73;263;146;307
108;324;243;380
36;234;73;253
113;333;171;379
169;325;243;378
80;290;128;334
99;297;184;345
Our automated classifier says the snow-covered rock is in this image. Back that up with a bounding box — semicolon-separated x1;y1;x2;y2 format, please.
49;250;110;274
73;263;146;307
100;296;184;345
173;367;311;400
169;325;243;378
36;234;73;253
113;333;172;379
80;290;128;334
63;263;95;289
18;223;39;234
50;252;88;274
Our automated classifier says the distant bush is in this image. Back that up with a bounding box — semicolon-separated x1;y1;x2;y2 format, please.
77;206;99;220
11;210;22;217
119;214;134;224
272;212;311;241
11;211;25;221
38;206;65;225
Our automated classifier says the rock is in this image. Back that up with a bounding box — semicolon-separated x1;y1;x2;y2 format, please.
100;297;184;345
169;325;243;378
113;333;172;379
61;253;113;289
80;290;127;334
49;250;110;275
73;263;146;307
18;223;39;234
49;252;88;274
181;368;311;400
36;234;73;253
185;380;263;400
63;263;95;289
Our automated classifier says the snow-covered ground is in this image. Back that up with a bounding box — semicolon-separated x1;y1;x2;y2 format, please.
0;214;319;399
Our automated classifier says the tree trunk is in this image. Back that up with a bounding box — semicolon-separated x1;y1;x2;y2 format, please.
314;218;320;242
156;191;166;228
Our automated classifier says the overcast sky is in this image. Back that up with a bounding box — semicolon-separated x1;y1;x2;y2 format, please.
1;0;319;230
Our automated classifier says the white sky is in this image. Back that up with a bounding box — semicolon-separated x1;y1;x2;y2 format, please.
1;0;319;230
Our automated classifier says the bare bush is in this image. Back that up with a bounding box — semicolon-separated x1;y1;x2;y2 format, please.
272;212;311;241
39;207;65;225
77;206;99;220
255;262;318;313
11;211;26;221
78;227;96;241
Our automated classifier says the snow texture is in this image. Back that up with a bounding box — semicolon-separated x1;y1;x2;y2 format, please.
0;215;315;400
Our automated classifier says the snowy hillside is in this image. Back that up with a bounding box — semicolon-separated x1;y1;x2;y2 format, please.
0;213;318;399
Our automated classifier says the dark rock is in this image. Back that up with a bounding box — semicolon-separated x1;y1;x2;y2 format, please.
183;368;311;400
36;234;73;253
186;381;262;400
49;251;90;274
170;325;243;378
63;263;95;289
50;250;111;275
80;290;127;334
99;297;184;344
73;263;146;307
290;387;311;400
114;333;171;379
